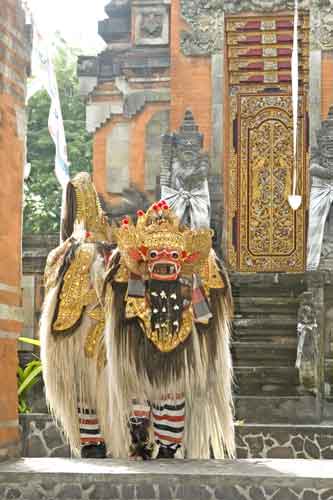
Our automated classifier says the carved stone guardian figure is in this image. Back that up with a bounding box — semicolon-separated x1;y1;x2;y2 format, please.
160;110;210;229
307;106;333;270
296;291;319;392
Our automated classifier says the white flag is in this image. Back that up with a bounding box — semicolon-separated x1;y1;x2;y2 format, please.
34;28;70;189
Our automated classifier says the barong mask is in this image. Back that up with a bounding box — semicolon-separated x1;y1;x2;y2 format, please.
112;202;224;352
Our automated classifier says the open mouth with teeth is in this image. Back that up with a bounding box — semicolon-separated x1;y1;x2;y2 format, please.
148;261;180;281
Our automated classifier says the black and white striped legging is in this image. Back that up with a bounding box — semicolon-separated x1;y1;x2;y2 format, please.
131;395;185;450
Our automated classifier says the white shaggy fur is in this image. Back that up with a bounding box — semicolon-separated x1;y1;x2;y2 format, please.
40;245;111;456
104;283;235;459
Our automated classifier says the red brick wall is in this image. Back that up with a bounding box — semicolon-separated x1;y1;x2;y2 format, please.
0;0;30;458
321;51;333;119
170;0;212;151
93;103;169;206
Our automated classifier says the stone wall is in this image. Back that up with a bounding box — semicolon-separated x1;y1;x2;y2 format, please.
0;0;31;458
20;414;70;459
20;414;333;461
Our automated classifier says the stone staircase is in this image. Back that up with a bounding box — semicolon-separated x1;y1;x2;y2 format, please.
1;458;333;500
230;273;322;424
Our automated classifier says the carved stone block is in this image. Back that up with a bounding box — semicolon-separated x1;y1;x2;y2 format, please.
145;110;170;190
133;6;169;46
106;122;130;194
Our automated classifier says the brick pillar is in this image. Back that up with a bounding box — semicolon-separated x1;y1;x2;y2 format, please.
170;0;212;151
0;0;30;458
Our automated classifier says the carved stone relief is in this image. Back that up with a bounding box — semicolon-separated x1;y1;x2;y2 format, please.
311;0;333;50
133;6;169;46
180;2;224;56
180;0;333;56
140;12;163;39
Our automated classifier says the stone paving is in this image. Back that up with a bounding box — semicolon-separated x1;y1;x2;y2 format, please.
0;458;333;500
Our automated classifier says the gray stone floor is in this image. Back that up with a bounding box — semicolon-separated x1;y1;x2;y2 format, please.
0;458;333;499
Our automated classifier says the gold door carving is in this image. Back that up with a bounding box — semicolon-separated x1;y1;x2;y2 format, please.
228;92;307;272
225;14;309;272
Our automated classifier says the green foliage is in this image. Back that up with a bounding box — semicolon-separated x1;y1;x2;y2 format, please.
17;337;42;414
24;42;92;234
18;336;41;347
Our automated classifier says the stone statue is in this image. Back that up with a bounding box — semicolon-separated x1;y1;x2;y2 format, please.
296;291;319;392
160;109;211;229
307;106;333;270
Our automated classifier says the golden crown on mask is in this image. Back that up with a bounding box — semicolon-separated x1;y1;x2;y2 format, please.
114;200;213;277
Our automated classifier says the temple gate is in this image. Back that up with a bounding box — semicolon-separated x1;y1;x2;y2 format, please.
225;14;309;271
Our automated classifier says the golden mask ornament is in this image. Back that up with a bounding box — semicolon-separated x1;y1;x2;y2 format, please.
110;202;224;352
71;172;108;242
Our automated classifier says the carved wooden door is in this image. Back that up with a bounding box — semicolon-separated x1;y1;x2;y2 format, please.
226;15;309;272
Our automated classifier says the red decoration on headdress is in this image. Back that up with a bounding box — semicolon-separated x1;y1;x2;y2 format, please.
152;203;159;211
85;231;92;238
139;245;148;256
184;251;200;264
136;210;145;217
122;217;129;226
128;248;143;261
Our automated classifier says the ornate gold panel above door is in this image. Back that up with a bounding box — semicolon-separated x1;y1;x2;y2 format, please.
227;92;308;272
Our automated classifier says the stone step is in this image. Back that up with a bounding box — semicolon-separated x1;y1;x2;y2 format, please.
0;458;332;500
233;316;297;330
234;296;299;314
233;342;296;366
230;271;309;291
234;366;300;395
233;329;297;342
235;395;321;424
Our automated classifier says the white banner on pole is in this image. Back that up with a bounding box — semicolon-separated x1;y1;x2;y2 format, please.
23;0;70;189
34;28;70;189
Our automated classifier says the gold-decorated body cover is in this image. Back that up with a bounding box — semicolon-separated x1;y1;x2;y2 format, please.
44;172;109;339
111;201;225;352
